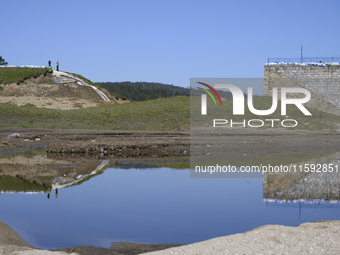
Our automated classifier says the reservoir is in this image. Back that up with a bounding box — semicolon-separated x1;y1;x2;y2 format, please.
0;156;340;250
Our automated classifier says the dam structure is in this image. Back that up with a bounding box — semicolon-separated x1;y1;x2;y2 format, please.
264;57;340;115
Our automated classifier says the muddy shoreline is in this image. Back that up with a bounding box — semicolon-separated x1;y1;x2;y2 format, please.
1;127;340;158
0;128;190;158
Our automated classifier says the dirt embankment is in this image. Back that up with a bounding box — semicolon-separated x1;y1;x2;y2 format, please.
0;70;129;110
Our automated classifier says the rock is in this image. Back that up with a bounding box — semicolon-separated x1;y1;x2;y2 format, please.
8;133;21;138
0;141;11;147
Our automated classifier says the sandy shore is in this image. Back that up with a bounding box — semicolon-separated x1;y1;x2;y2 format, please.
142;221;340;255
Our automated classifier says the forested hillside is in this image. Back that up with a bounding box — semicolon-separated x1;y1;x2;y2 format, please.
97;81;237;101
97;81;189;101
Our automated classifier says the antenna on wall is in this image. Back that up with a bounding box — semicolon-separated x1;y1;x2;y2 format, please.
301;46;303;63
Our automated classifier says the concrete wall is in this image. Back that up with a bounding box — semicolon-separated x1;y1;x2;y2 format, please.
264;65;340;115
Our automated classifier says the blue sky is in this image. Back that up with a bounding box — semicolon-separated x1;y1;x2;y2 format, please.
1;0;339;89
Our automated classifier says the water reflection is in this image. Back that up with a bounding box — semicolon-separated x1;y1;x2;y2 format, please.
0;152;339;249
0;155;111;197
263;151;340;218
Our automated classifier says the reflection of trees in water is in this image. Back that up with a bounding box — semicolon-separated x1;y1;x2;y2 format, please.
0;175;48;193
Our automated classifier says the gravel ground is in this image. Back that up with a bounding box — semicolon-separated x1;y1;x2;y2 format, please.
0;245;78;255
142;221;340;255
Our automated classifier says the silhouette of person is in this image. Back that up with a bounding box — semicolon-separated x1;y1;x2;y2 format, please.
56;61;59;71
47;193;50;199
55;188;58;198
48;60;51;67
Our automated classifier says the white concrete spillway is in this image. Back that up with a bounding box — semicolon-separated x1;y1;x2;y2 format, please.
52;160;110;190
53;71;110;101
88;84;110;101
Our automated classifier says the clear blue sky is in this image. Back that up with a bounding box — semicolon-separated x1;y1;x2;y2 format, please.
1;0;339;88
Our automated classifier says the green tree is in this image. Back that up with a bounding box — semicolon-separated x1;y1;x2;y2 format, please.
0;56;8;66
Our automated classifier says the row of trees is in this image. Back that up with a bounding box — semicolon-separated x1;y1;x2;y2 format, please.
98;81;190;101
98;81;243;102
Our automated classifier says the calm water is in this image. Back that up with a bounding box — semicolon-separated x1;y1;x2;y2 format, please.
1;164;340;250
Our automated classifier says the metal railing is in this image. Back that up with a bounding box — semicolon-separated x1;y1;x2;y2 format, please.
267;57;340;63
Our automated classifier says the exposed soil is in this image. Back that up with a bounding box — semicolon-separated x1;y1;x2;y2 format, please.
0;70;129;110
0;128;190;158
1;128;340;159
190;127;340;157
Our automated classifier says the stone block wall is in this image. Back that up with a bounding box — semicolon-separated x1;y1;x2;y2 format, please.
264;65;340;115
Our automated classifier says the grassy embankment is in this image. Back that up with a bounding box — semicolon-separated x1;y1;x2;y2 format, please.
0;176;48;192
191;96;340;131
0;96;190;130
1;94;338;131
0;67;50;84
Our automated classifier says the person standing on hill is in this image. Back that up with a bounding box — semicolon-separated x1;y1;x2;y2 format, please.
48;60;51;67
56;61;59;71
